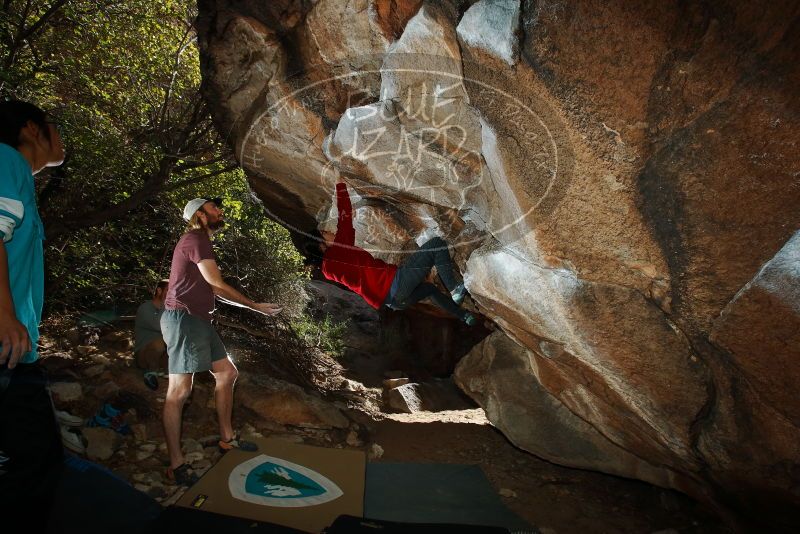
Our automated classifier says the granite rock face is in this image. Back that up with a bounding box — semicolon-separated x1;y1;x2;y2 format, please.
454;331;682;489
197;0;800;526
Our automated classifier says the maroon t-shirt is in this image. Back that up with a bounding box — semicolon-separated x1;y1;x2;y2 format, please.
164;230;216;321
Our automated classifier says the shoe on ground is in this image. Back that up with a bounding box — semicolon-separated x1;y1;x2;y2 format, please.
86;413;110;428
143;372;158;391
60;426;86;454
55;409;83;427
219;435;258;454
463;312;478;327
451;282;467;306
166;463;199;486
87;403;131;435
87;403;122;427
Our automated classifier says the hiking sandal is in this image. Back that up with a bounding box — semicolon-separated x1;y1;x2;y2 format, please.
167;463;199;486
142;372;159;391
218;435;258;453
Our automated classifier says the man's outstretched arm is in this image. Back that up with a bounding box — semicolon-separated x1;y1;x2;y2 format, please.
197;258;281;316
0;241;31;368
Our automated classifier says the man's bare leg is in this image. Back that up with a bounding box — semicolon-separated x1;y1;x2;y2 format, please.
211;357;238;442
163;372;193;469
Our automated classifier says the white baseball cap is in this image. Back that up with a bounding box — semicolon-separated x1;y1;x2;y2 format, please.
182;197;222;221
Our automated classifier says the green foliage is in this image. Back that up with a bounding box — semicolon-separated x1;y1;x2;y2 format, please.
0;1;315;327
291;313;348;359
46;212;177;310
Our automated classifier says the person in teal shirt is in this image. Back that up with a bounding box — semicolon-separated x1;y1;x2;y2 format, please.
0;140;46;363
0;100;65;529
0;101;64;365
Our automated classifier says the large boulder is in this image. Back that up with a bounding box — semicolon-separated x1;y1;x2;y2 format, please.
237;374;349;429
196;0;800;527
455;332;683;490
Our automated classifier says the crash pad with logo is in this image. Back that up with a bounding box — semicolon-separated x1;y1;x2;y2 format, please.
176;438;365;533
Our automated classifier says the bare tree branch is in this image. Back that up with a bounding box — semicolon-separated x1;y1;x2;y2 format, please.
157;23;195;130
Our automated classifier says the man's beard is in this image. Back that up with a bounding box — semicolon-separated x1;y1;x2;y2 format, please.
207;218;226;231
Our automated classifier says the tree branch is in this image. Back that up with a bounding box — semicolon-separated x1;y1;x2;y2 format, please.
157;24;195;130
47;154;176;240
215;316;279;338
163;163;238;193
2;0;69;73
47;155;237;241
173;155;226;173
18;0;69;43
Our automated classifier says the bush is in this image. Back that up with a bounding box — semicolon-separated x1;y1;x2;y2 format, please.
290;314;349;359
2;1;348;371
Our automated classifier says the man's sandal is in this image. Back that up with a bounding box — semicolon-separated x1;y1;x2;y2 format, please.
218;435;258;454
166;463;199;486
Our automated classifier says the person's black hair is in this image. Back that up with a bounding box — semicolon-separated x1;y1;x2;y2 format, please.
0;100;50;149
301;230;325;267
155;279;169;292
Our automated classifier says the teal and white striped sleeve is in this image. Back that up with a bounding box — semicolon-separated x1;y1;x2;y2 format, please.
0;148;25;242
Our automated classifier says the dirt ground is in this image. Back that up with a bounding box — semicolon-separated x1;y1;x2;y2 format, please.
39;320;729;533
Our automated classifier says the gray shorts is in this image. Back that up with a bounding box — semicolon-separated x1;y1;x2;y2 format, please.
160;309;227;374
